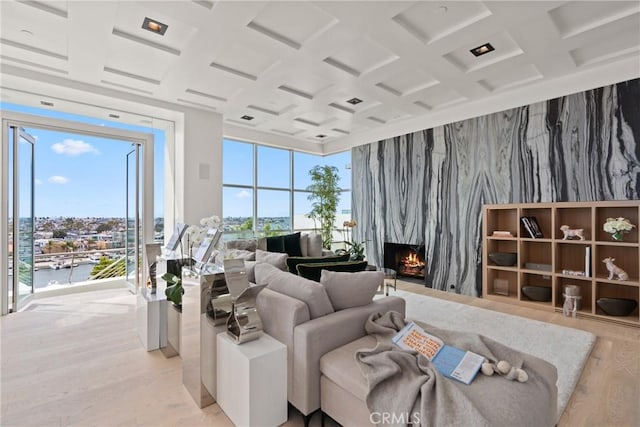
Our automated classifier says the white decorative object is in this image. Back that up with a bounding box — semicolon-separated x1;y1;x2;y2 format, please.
602;257;629;281
560;225;585;240
217;333;287;427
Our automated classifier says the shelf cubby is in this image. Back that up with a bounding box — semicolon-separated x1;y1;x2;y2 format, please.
521;207;552;239
555;278;593;314
520;240;552;269
594;245;639;283
485;207;518;238
594;282;639;322
520;272;554;306
595;206;639;244
555;207;592;241
486;269;518;300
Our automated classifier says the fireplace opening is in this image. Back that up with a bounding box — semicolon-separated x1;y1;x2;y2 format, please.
384;242;426;280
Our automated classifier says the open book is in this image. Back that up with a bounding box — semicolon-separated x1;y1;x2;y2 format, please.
392;322;484;385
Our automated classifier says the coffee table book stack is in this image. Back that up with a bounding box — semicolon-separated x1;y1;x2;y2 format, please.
482;201;640;327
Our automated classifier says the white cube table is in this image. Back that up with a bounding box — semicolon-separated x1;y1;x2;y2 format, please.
217;332;287;427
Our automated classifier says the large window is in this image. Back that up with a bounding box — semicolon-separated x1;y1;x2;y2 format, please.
222;139;351;242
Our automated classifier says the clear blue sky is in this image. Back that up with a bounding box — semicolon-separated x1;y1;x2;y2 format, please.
2;102;164;218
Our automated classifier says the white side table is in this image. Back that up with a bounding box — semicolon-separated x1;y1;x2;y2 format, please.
217;333;287;427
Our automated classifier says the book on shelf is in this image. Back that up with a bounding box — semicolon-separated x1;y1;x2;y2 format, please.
492;230;514;237
520;216;543;238
392;322;484;385
585;246;591;277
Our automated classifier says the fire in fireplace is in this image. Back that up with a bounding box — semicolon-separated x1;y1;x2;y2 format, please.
384;242;426;280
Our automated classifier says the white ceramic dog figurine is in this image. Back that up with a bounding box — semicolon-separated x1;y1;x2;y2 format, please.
602;257;629;280
560;225;585;240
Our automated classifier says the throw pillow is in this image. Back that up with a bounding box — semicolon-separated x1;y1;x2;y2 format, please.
320;270;383;310
296;260;368;283
255;249;288;271
225;239;258;252
257;237;267;251
283;232;303;257
254;263;334;319
286;253;350;274
300;233;308;257
306;233;323;257
266;235;285;253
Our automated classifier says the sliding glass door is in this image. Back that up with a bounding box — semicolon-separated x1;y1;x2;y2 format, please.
6;125;36;312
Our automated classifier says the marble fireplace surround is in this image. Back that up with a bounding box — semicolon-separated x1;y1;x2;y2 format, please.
353;78;640;297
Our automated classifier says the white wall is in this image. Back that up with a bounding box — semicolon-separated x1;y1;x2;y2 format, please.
175;108;223;226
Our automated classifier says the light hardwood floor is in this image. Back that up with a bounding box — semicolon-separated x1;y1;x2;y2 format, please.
1;285;638;426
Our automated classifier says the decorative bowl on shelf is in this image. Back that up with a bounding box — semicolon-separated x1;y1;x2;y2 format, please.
488;252;517;266
596;298;638;316
522;286;552;302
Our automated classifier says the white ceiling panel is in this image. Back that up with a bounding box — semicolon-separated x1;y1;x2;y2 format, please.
548;1;640;39
323;37;399;77
210;42;281;80
443;31;524;73
247;1;337;49
393;1;492;44
478;64;543;92
376;68;440;97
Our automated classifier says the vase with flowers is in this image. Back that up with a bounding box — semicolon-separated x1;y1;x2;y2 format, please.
603;217;635;241
184;214;223;261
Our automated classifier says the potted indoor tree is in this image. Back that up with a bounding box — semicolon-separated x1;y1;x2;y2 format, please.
307;165;341;249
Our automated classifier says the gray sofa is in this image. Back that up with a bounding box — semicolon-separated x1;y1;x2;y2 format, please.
254;264;406;426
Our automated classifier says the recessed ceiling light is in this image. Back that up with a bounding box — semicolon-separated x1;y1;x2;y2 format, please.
40;100;54;107
108;114;120;119
20;29;34;36
470;43;495;57
142;17;168;35
240;115;254;121
346;97;363;105
316;134;327;139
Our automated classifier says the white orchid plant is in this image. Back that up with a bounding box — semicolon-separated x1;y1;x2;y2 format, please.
184;214;222;255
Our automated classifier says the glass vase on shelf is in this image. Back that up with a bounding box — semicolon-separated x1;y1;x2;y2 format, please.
612;231;624;242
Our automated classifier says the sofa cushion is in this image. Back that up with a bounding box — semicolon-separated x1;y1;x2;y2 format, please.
296;261;368;284
283;232;303;257
256;249;288;271
320;335;373;402
257;237;267;251
254;263;334;319
286;253;350;274
307;233;323;257
224;248;256;261
266;235;286;253
320;270;383;310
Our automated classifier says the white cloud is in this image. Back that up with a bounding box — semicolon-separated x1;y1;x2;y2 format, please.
51;139;99;156
35;178;42;185
48;175;69;184
236;190;251;199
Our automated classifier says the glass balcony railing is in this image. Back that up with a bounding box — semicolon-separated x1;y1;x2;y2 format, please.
32;249;126;290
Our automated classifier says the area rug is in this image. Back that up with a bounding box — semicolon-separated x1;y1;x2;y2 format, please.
384;290;596;421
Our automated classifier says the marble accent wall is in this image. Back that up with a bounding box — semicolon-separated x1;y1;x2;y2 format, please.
353;79;640;297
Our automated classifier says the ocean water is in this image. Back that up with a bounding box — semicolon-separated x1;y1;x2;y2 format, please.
34;264;95;289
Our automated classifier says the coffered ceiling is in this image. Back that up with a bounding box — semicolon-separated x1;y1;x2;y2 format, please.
1;1;639;152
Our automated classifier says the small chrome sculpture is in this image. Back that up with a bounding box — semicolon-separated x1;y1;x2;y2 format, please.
227;285;266;344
